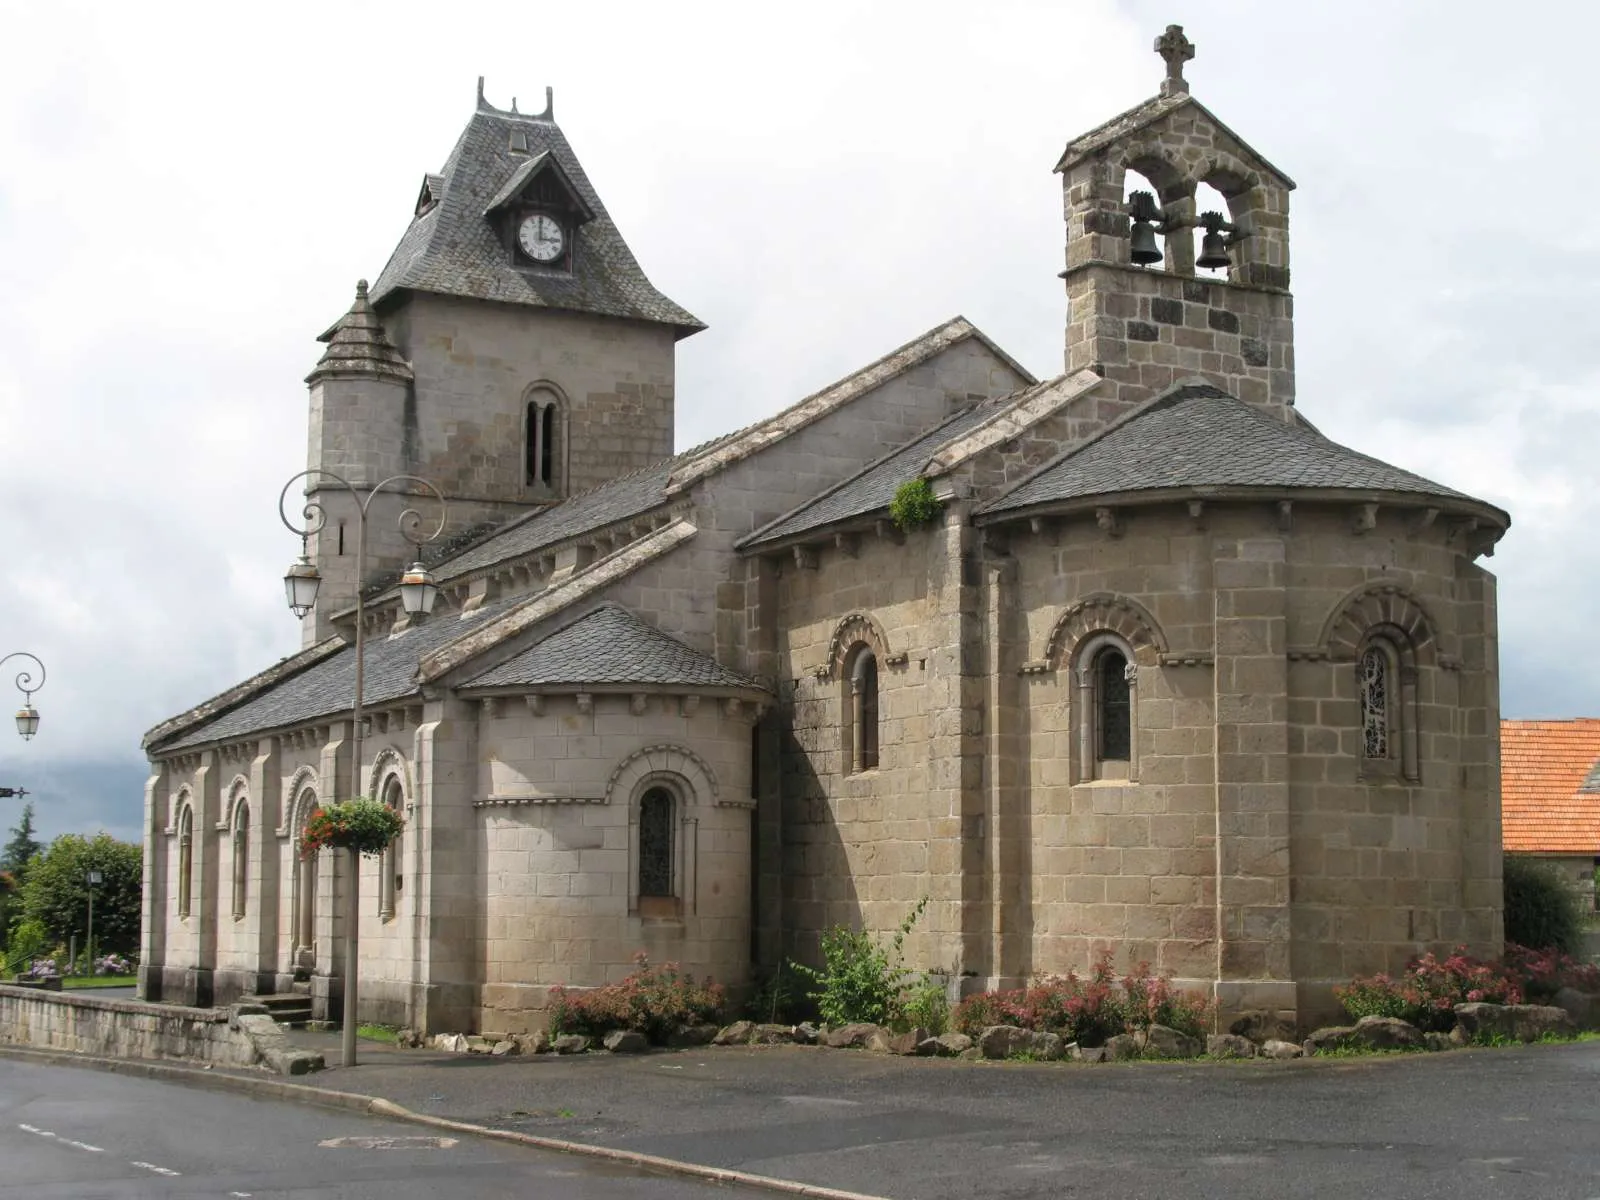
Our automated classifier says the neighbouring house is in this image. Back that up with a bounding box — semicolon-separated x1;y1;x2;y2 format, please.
1501;719;1600;911
137;26;1511;1035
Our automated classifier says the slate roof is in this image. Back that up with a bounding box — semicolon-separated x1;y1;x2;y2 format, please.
462;604;763;691
738;396;1016;549
156;594;524;753
368;97;702;336
1502;720;1600;853
981;384;1498;518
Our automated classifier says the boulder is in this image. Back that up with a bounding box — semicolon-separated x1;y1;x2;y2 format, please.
1104;1034;1140;1061
1352;1016;1424;1051
1142;1024;1202;1059
885;1028;931;1056
712;1020;755;1046
1452;1002;1575;1044
465;1036;496;1055
516;1030;552;1055
1029;1032;1066;1061
932;1032;973;1057
431;1033;469;1053
396;1027;423;1049
1302;1025;1358;1055
1069;1043;1107;1063
1552;988;1599;1031
1260;1039;1303;1060
1229;1009;1297;1045
490;1039;519;1057
1423;1032;1454;1052
666;1023;717;1048
913;1037;944;1057
977;1025;1032;1060
750;1023;796;1045
824;1023;883;1050
603;1030;649;1053
958;1047;983;1061
1206;1033;1258;1059
551;1034;590;1055
793;1022;820;1046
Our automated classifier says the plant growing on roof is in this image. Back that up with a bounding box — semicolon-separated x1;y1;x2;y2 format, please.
300;799;403;859
889;478;943;532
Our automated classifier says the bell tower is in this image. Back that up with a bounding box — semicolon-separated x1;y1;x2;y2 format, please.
1057;25;1296;419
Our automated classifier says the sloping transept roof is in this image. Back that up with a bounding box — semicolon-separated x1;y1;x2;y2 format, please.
1502;719;1600;854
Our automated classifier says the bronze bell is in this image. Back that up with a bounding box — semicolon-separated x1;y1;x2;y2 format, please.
1196;228;1232;270
1129;221;1163;266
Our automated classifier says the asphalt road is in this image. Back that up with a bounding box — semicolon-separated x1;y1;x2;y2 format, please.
0;1057;775;1199
298;1035;1600;1199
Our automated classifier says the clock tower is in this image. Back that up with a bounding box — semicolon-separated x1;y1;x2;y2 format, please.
299;81;703;645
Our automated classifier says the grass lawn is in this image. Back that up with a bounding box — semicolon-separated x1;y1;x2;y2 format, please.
61;975;137;990
357;1023;400;1043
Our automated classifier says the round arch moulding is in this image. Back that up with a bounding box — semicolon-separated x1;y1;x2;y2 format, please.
278;765;321;836
219;775;251;831
822;612;896;681
1042;592;1169;671
605;743;721;809
364;746;413;806
1316;581;1448;666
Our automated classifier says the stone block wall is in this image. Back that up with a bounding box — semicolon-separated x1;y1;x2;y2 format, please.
470;690;756;1031
0;986;259;1068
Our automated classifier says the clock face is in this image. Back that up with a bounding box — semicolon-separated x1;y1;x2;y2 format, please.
518;213;565;263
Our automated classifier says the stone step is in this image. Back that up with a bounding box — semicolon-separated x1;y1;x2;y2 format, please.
239;993;315;1027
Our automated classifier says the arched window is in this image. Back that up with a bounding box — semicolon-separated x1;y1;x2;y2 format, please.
1073;634;1140;783
177;805;193;920
850;648;879;773
638;787;675;898
1097;648;1132;762
231;801;250;920
524;387;564;494
292;788;317;964
1356;630;1419;782
379;775;404;921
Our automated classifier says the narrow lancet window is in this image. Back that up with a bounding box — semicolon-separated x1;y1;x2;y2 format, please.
639;787;674;897
1097;649;1132;761
177;806;193;920
850;649;880;772
231;803;249;919
1360;647;1390;759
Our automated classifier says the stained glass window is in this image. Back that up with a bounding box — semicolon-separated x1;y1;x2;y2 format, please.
1098;650;1132;761
639;788;674;897
1360;647;1389;758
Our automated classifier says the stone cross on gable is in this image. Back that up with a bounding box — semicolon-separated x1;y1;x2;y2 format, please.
1155;24;1195;97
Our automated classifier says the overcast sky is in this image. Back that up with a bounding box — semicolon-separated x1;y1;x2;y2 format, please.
0;0;1594;844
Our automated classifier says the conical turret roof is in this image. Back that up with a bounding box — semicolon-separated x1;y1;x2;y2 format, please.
307;280;414;384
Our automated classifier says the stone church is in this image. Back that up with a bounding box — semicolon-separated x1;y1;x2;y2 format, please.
139;29;1510;1033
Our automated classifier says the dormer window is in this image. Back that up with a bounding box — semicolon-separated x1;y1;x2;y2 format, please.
484;150;595;275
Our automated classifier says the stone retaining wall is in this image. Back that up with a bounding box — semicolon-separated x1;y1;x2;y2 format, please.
0;985;259;1068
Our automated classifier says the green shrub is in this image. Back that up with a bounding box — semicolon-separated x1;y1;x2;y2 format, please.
791;898;929;1028
950;952;1212;1047
548;953;724;1043
1504;854;1585;954
745;961;807;1024
888;479;942;532
1334;948;1522;1032
300;799;404;859
900;976;951;1035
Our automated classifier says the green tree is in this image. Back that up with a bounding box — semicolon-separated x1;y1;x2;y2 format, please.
18;834;142;960
2;803;41;878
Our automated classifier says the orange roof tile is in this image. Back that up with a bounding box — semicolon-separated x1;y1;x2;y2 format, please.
1501;719;1600;854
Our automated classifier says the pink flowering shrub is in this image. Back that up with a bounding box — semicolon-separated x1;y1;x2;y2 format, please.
547;953;724;1043
1502;943;1600;1000
1335;947;1522;1032
952;952;1209;1045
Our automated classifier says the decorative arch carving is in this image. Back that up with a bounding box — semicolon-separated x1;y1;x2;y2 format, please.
825;612;893;680
279;765;320;836
167;784;194;837
364;746;413;805
1044;593;1169;669
221;775;250;831
1115;143;1190;204
1317;582;1444;664
605;743;720;809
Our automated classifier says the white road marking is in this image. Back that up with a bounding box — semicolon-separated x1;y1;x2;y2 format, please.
16;1124;100;1152
229;1192;252;1197
130;1161;181;1176
319;1135;458;1149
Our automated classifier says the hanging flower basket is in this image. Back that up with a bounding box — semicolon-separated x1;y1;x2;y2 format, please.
300;799;403;859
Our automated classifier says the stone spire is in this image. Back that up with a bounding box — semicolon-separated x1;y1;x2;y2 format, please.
306;280;414;383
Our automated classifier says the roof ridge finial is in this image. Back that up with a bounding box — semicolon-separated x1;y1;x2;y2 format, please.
355;278;370;302
1154;24;1195;98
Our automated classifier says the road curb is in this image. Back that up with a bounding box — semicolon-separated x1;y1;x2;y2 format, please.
0;1045;888;1200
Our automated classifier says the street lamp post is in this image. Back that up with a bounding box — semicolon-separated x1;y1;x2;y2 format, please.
278;470;447;1068
1;653;46;741
85;869;103;975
